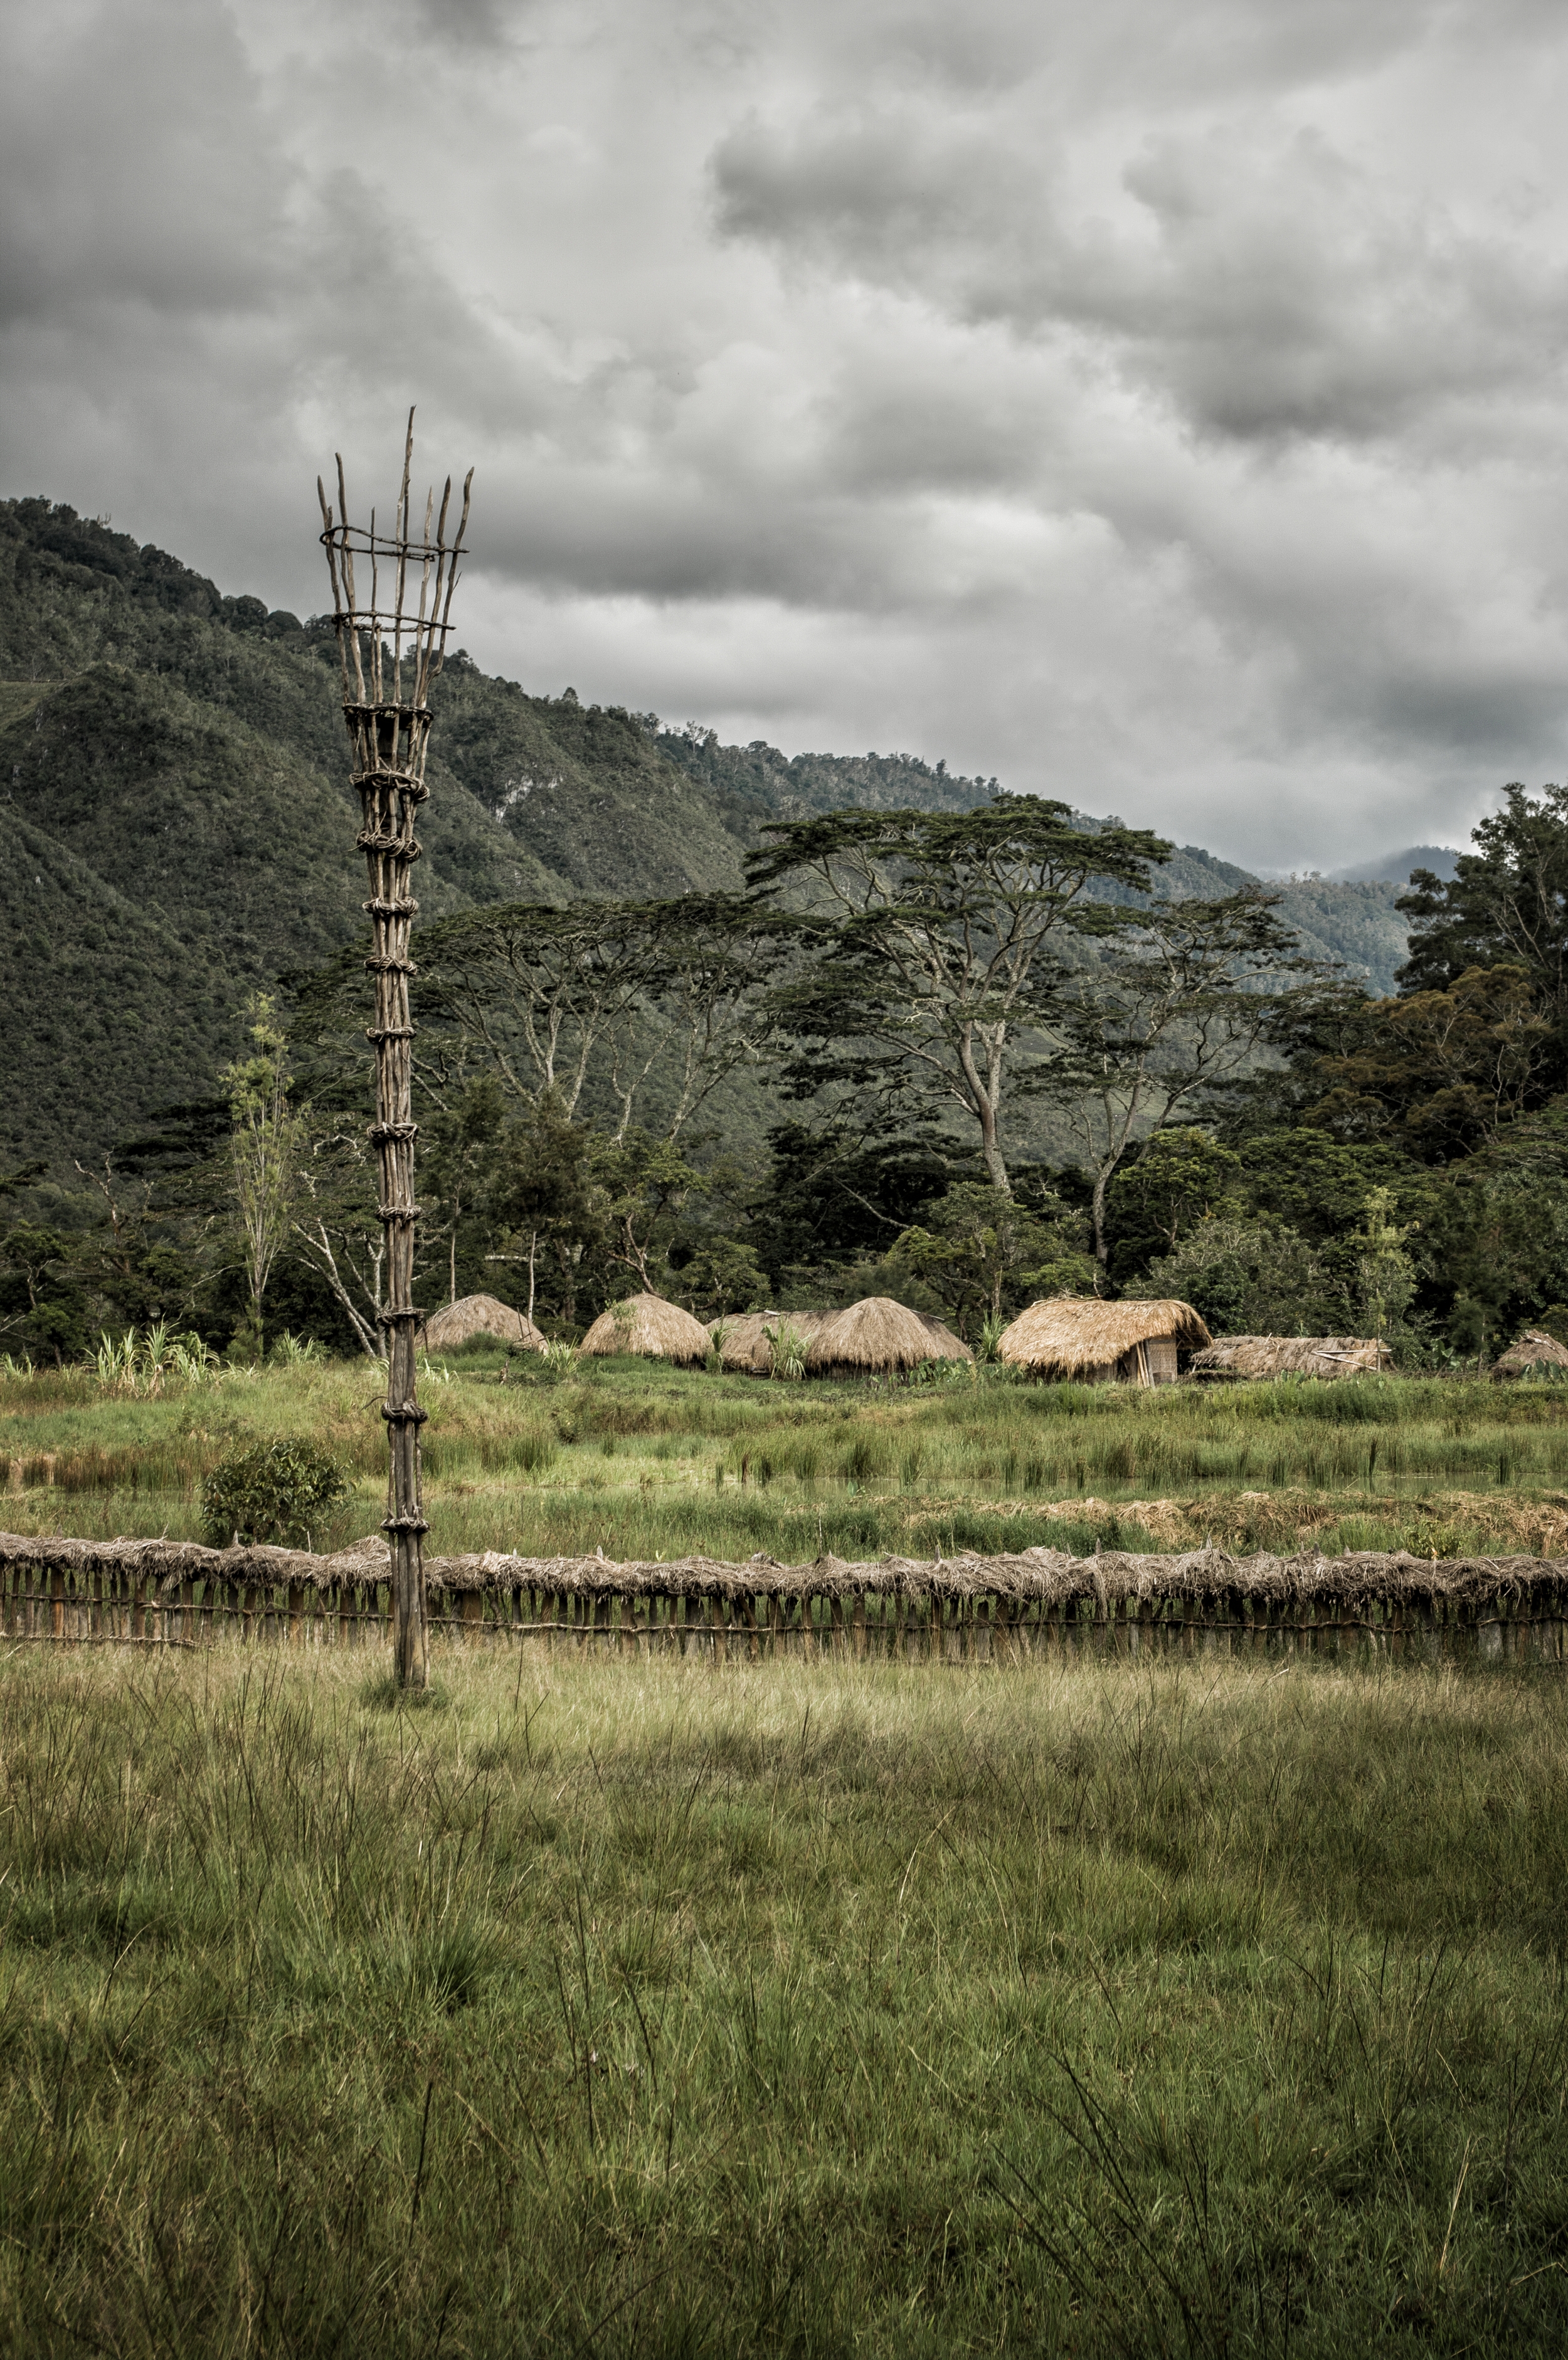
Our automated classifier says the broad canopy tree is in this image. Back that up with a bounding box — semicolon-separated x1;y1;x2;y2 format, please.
751;802;1315;1258
414;894;778;1141
1400;784;1568;1048
1039;891;1323;1267
747;796;1171;1195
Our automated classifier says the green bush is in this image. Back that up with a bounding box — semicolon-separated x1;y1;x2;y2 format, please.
199;1436;348;1550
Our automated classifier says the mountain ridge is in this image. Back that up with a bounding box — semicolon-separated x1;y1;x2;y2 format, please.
1327;844;1461;886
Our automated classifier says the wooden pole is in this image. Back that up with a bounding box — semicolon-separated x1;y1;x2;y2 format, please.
319;415;472;1690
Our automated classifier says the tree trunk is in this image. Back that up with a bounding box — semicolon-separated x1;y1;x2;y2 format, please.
979;1121;1012;1195
956;1029;1012;1195
1091;1161;1112;1271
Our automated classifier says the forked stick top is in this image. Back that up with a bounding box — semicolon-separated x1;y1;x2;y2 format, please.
317;408;474;709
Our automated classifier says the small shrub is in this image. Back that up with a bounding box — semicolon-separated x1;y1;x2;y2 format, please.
764;1320;810;1381
270;1331;320;1365
200;1436;349;1550
170;1333;219;1385
95;1331;138;1392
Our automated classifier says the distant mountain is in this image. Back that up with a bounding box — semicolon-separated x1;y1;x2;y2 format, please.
1327;844;1460;886
0;495;1433;1169
657;731;1416;992
1263;877;1409;993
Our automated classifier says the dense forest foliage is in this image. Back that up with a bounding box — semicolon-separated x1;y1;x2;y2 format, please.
3;495;1546;1370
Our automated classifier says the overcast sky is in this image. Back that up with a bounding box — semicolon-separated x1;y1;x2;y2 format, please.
4;0;1568;869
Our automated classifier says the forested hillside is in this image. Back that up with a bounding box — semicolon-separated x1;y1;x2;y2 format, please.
0;500;768;1163
4;495;1408;1173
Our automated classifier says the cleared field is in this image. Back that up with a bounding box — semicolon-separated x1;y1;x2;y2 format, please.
3;1351;1568;1564
0;1646;1562;2356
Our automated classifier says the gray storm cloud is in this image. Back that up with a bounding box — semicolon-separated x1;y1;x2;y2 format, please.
3;0;1567;867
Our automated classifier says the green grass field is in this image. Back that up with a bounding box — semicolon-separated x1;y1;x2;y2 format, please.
0;1645;1564;2355
4;1351;1568;1564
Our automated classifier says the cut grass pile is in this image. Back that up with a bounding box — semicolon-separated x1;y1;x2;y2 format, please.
0;1647;1564;2354
3;1354;1568;1562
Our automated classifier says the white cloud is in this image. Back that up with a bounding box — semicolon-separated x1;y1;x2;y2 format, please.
3;0;1568;868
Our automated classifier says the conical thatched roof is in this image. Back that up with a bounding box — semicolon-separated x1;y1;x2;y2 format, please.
916;1311;970;1350
1491;1330;1568;1380
999;1296;1209;1375
806;1296;974;1373
1188;1335;1391;1380
423;1293;546;1352
580;1292;712;1364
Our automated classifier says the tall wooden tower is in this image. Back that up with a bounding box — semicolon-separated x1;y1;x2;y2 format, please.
317;413;473;1687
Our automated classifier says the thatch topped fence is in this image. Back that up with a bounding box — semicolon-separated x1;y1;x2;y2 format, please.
1189;1336;1392;1380
1;1532;1562;1665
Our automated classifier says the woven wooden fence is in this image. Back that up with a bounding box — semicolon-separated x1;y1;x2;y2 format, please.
1;1533;1565;1663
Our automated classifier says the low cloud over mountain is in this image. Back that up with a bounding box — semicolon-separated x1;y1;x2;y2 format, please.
4;0;1567;870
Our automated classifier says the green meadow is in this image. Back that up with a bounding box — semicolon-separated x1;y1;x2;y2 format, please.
3;1360;1568;2352
0;1646;1564;2355
4;1348;1568;1564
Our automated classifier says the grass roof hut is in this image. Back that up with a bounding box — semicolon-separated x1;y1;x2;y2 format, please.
1491;1330;1568;1381
423;1293;546;1352
806;1297;973;1375
1188;1335;1391;1381
998;1297;1209;1385
580;1291;711;1365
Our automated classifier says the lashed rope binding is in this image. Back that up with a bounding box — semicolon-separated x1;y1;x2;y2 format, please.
318;411;474;1688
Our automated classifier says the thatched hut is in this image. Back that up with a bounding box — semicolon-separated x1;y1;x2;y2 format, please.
1491;1330;1568;1381
423;1293;546;1352
580;1291;711;1365
806;1297;973;1375
1188;1335;1391;1382
998;1297;1209;1385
